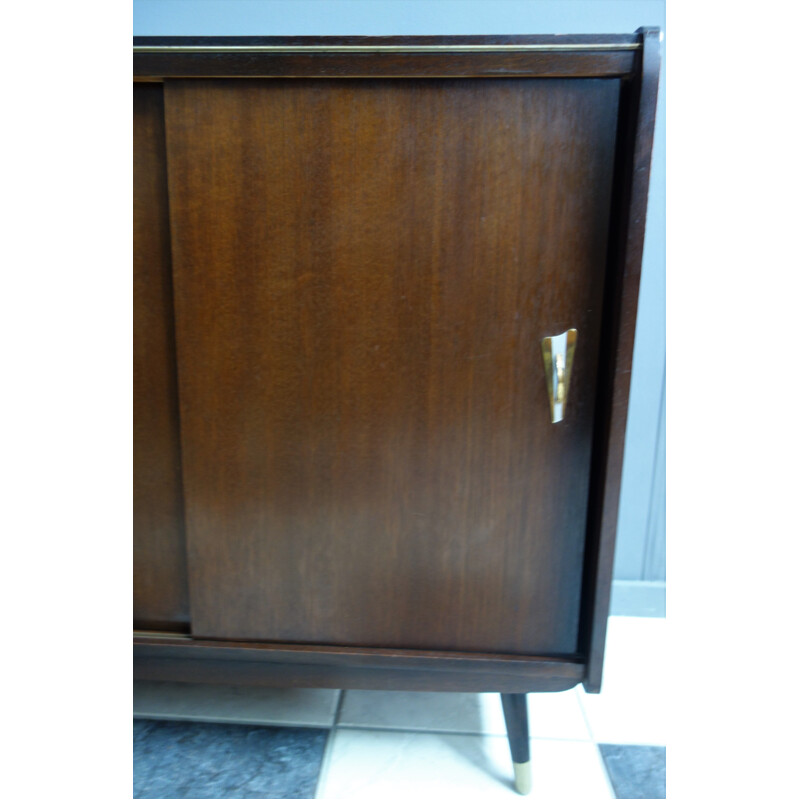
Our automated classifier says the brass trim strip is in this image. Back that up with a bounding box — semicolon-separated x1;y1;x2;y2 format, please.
134;43;640;54
134;630;193;640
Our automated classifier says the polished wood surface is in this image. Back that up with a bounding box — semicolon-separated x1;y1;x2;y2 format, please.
134;34;638;80
164;77;620;654
133;635;583;693
582;28;661;692
133;31;662;696
133;84;190;630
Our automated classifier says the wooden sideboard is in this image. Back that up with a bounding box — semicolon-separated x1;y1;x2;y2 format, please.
133;31;660;794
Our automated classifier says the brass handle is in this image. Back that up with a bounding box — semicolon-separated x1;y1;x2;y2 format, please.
541;329;577;423
555;353;566;405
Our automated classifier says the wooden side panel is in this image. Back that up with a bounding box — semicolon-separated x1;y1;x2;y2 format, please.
133;84;190;629
582;28;661;692
165;78;619;654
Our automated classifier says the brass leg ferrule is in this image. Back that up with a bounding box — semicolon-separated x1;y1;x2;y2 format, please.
513;761;532;795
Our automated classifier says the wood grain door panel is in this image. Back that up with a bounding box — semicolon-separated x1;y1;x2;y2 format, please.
133;84;191;630
164;78;619;654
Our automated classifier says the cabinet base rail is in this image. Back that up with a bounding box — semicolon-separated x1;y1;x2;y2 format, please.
133;634;585;694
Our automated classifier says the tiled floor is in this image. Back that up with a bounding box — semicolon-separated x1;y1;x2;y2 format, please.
134;616;666;799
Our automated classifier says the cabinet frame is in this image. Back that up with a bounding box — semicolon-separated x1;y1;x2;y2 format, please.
133;29;660;694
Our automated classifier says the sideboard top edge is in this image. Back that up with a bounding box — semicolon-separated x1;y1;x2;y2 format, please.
134;33;643;50
133;35;644;79
134;43;640;55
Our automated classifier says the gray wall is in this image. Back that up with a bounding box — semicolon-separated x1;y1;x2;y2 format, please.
134;0;666;605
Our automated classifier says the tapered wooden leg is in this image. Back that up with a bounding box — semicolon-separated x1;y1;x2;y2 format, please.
501;693;531;795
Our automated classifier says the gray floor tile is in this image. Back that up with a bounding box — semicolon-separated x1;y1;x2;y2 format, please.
133;719;328;799
133;682;340;727
338;688;589;739
598;744;666;799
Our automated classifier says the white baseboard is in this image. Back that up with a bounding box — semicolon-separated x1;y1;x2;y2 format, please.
610;580;666;617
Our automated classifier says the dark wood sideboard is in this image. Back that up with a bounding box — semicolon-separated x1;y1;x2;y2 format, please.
133;31;660;794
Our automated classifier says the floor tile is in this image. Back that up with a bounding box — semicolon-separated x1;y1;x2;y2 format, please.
133;681;340;727
599;744;666;799
338;688;589;740
338;690;494;735
133;719;328;799
526;691;592;740
578;616;667;745
317;729;613;799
